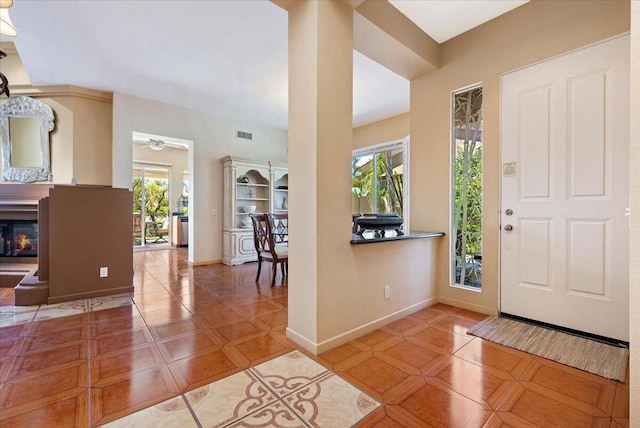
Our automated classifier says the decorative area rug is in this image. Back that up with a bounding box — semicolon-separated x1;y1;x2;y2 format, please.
468;316;629;382
103;350;379;427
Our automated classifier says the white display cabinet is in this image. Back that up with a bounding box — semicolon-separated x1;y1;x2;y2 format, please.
222;156;288;265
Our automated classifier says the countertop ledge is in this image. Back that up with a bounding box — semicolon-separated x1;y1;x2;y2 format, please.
350;231;445;245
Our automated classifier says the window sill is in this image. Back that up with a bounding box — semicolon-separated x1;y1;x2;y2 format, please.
350;231;445;245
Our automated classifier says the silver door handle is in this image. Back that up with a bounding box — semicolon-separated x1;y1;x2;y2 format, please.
504;224;513;231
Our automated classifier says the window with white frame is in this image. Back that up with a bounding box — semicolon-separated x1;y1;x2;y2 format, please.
352;138;409;222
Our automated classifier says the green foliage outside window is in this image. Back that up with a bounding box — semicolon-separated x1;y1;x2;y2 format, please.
452;87;483;288
132;177;169;226
352;149;404;216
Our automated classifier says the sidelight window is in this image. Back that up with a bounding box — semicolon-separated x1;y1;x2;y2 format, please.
451;86;483;289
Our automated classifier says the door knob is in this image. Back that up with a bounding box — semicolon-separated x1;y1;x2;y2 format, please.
504;224;513;231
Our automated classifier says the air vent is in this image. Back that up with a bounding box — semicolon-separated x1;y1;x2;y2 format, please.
237;130;253;141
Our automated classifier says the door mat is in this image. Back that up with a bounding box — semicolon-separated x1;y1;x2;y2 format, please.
468;316;628;382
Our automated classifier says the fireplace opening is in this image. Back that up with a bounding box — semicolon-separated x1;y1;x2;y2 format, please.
1;220;38;257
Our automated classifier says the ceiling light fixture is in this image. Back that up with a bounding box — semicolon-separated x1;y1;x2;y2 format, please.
0;0;16;97
148;139;165;151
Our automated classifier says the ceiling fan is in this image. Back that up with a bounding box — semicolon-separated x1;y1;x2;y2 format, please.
143;139;166;151
135;139;187;151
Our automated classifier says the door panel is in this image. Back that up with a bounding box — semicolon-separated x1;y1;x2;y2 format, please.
501;35;629;341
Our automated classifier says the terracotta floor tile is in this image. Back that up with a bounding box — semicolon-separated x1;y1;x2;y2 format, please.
432;314;480;334
521;358;615;413
375;339;448;375
454;338;533;379
428;303;460;313
91;328;155;357
611;385;629;421
0;336;23;359
497;383;609;427
356;329;394;348
384;317;421;334
156;330;224;363
134;298;184;315
89;315;147;338
22;325;88;354
132;289;174;303
231;333;292;365
214;320;266;342
0;362;89;410
0;323;31;339
0;250;627;427
396;381;492;427
235;300;282;317
28;313;87;335
0;389;89;428
408;307;448;323
254;310;288;330
318;343;367;368
139;305;194;326
91;344;166;385
196;306;248;328
337;355;410;400
167;347;243;391
147;317;206;341
406;324;474;353
7;342;89;379
85;304;139;323
91;365;180;426
426;356;517;409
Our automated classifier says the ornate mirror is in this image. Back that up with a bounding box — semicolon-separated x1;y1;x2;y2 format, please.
0;96;55;182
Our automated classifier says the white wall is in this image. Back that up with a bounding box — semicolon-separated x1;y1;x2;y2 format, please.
112;93;287;264
629;0;639;422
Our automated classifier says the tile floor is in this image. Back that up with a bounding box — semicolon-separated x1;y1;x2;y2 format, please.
0;248;630;427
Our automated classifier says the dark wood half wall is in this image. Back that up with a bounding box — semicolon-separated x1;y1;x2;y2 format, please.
47;185;133;303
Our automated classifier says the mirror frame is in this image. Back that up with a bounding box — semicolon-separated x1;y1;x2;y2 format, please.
0;96;55;183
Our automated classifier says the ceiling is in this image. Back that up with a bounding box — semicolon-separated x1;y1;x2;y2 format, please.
5;0;527;131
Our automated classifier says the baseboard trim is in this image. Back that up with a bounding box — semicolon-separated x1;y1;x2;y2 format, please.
438;296;498;316
285;327;319;354
286;297;439;355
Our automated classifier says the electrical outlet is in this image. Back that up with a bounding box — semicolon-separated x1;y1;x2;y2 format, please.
384;285;391;300
100;267;108;278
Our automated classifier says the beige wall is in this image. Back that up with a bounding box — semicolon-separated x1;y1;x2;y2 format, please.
353;112;409;150
629;0;639;421
112;93;288;264
411;0;630;314
287;1;440;353
0;89;113;185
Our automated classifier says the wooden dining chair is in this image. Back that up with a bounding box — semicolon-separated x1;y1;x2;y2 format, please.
268;212;288;245
250;213;288;286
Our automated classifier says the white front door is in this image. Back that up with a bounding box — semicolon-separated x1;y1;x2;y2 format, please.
500;35;630;342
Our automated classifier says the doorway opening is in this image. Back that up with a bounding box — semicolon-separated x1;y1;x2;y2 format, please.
132;163;171;248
